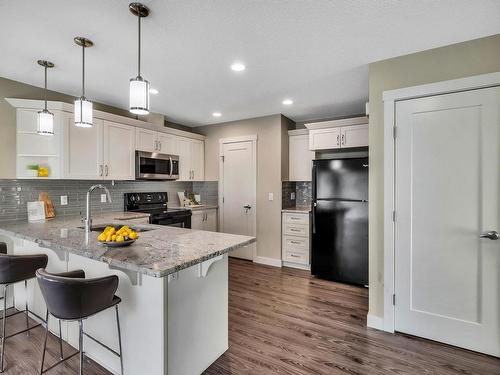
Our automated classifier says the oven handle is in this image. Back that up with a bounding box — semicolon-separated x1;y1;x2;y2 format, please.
169;157;173;178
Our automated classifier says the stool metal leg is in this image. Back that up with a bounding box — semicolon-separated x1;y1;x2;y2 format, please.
115;305;124;375
0;284;7;372
24;280;29;336
78;320;84;375
39;311;49;375
58;319;63;359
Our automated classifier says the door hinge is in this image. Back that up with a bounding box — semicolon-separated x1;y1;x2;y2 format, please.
392;210;396;222
393;126;397;139
222;197;225;203
392;294;396;306
221;155;225;162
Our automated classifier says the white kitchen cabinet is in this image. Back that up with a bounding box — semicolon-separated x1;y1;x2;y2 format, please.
191;208;218;231
306;116;369;151
64;116;103;179
341;124;369;148
282;211;310;269
103;120;136;180
289;131;314;181
178;137;205;181
136;128;179;154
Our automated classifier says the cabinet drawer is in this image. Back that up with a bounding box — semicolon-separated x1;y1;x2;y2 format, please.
283;212;309;225
283;250;309;264
283;223;309;237
283;236;309;252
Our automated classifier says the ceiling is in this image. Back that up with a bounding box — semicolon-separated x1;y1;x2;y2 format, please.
1;1;499;127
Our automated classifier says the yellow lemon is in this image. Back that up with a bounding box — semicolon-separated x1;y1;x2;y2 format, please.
116;235;125;242
111;235;117;241
98;233;107;242
129;232;138;240
106;234;112;242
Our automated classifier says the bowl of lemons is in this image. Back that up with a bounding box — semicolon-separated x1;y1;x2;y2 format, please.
97;225;139;247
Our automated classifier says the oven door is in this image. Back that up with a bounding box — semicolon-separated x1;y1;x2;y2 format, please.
152;214;191;229
136;151;179;180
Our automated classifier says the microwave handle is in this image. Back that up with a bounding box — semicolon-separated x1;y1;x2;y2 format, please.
169;157;173;178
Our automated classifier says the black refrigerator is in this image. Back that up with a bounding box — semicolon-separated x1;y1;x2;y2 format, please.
311;158;368;285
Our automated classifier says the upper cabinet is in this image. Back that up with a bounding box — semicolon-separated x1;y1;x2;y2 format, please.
7;99;205;181
289;130;314;181
178;137;204;181
306;116;368;151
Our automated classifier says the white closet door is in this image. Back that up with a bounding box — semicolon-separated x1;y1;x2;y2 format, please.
394;86;500;357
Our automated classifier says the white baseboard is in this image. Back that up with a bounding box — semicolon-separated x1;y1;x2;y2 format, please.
366;313;384;330
282;261;310;271
253;256;282;267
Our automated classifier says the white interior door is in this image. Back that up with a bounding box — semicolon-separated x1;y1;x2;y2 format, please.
395;86;500;356
220;139;256;260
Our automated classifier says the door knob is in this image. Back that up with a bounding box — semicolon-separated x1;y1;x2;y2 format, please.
243;204;252;213
480;230;499;240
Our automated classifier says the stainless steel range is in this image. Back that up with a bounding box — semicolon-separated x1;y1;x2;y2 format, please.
124;192;191;228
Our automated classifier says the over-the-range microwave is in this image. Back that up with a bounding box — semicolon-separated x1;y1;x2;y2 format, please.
135;151;179;180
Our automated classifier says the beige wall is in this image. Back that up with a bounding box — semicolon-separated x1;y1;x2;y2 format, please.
196;114;287;261
368;34;500;319
0;76;190;178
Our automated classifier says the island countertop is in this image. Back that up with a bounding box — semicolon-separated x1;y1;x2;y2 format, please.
0;212;255;277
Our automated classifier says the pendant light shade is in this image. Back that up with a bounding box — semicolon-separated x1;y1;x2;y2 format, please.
129;3;150;115
74;37;93;127
36;60;55;136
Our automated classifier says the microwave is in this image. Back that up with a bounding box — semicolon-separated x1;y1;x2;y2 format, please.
135;151;179;180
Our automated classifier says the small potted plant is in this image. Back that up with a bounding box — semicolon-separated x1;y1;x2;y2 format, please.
26;164;39;178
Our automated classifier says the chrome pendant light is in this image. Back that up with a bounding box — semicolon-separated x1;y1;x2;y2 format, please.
74;37;94;127
129;2;150;115
37;60;55;135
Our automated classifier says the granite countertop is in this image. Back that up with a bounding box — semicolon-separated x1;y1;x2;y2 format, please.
170;205;219;211
282;207;311;213
0;212;255;278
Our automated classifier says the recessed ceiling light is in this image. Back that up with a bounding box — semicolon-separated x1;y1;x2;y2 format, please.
282;99;293;105
149;88;159;95
230;62;246;72
212;112;222;117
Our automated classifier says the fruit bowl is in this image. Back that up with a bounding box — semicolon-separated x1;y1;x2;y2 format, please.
101;239;136;247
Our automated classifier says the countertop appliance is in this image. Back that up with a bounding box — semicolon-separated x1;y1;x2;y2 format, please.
135;151;179;180
124;192;191;228
311;157;368;285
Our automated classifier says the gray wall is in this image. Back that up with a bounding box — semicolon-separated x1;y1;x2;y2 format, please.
368;33;500;320
195;115;288;262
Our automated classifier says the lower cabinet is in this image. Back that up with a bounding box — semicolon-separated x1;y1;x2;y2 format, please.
282;211;310;269
191;208;218;232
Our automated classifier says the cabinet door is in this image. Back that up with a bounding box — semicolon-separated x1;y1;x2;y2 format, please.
177;137;192;181
103;121;136;180
191;210;205;230
158;133;178;155
309;128;341;150
289;134;314;181
136;128;157;152
191;140;205;181
341;124;368;148
204;209;217;232
64;116;103;179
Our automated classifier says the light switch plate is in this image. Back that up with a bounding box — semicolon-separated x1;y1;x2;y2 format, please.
268;192;274;201
101;194;107;203
60;195;68;206
290;192;296;200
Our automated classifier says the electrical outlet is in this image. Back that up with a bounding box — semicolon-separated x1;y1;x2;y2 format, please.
101;194;107;203
268;192;274;201
290;192;296;200
60;195;68;206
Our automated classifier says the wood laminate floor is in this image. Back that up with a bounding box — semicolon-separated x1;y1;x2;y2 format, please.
204;258;500;375
1;259;499;374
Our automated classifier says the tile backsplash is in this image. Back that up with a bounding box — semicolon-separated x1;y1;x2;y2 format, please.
0;179;194;223
282;181;312;209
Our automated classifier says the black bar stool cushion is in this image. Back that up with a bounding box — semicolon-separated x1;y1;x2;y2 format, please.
36;269;120;320
0;242;48;284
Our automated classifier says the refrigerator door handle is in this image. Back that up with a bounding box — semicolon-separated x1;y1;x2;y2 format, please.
312;202;316;234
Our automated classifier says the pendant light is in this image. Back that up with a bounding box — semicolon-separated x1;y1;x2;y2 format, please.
74;37;94;127
129;2;150;115
37;60;55;136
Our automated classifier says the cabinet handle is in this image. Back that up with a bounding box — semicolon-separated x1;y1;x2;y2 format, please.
291;241;301;244
99;165;103;177
105;165;109;177
337;134;340;146
341;134;345;146
290;254;300;258
154;140;157;150
159;141;162;151
290;229;300;232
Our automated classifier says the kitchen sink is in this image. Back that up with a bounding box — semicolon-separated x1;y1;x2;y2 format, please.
78;224;153;233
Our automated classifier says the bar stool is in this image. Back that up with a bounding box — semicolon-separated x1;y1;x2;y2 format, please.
36;268;124;375
0;242;61;373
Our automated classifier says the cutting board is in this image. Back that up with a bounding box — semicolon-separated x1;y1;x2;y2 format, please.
38;192;55;219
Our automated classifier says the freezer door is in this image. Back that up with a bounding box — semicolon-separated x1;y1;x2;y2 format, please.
311;200;368;285
313;158;368;201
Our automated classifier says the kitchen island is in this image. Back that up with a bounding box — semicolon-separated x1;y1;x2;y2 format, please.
0;213;255;375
